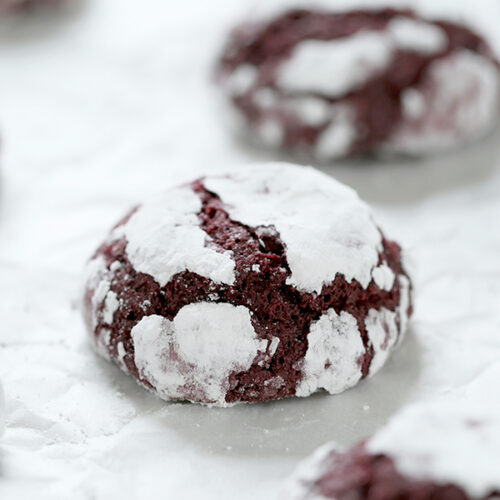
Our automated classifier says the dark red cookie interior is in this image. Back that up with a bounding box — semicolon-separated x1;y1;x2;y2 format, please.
84;181;412;404
217;8;498;155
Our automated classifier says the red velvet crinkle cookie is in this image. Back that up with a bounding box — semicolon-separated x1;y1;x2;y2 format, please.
82;163;412;406
0;0;61;11
216;7;500;160
282;403;500;500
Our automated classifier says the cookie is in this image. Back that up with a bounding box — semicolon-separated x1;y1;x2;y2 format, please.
283;403;500;499
217;7;500;159
82;163;412;406
0;0;62;11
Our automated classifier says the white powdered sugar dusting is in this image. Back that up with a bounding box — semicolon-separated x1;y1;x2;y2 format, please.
296;310;364;397
257;118;285;147
83;255;122;329
253;88;278;109
225;64;258;96
84;255;113;329
289;97;332;126
123;185;236;287
131;303;270;406
387;17;447;54
365;308;399;375
226;2;500;159
116;341;127;368
401;88;427;120
102;291;119;325
372;263;396;291
1;1;500;498
283;401;500;499
276;17;447;99
269;337;280;357
277;33;392;97
315;106;356;160
367;402;500;498
280;442;341;500
390;49;500;154
132;315;185;397
204;163;382;293
95;328;112;361
397;275;411;337
84;255;108;292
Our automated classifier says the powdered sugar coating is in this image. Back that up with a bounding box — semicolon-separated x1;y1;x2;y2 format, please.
387;16;447;53
388;49;500;155
314;106;356;160
372;262;395;291
295;310;364;397
277;19;446;97
84;255;112;330
131;303;270;406
396;275;411;336
217;7;500;159
290;97;331;126
204;164;382;293
102;291;119;325
226;64;258;97
367;402;500;498
277;32;393;97
281;442;342;500
282;402;500;499
365;307;399;374
123;186;235;287
82;163;412;406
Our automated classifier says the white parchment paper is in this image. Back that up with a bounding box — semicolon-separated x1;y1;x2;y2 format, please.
0;0;499;498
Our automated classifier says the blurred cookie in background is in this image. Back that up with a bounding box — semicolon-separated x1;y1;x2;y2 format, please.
216;6;500;161
281;401;500;499
0;0;64;11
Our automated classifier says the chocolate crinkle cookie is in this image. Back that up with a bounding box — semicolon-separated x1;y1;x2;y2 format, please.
82;163;412;407
216;7;500;160
282;402;500;500
0;0;63;11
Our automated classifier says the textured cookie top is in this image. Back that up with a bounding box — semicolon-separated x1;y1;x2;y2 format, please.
83;163;411;405
120;164;382;293
217;7;500;158
119;185;236;288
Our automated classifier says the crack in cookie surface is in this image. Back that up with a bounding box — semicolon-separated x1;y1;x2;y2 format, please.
217;8;500;158
83;167;412;405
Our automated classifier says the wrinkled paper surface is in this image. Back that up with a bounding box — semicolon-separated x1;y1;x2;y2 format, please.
0;0;499;498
